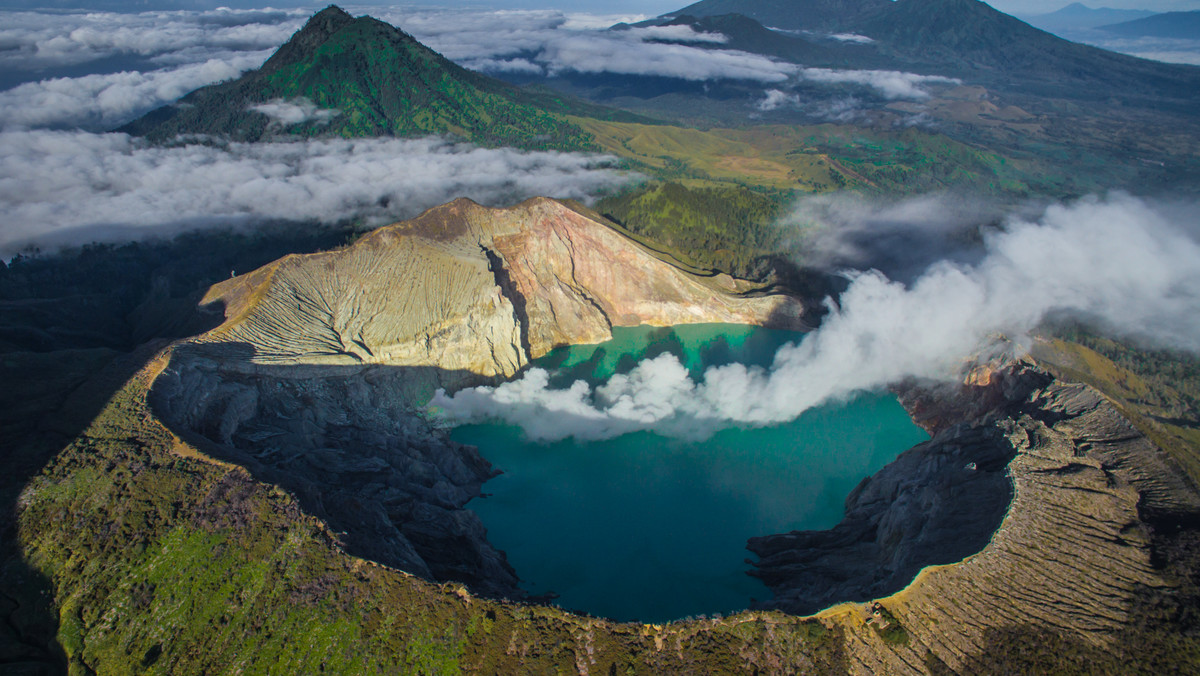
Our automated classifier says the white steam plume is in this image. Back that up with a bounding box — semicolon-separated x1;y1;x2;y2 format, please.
432;193;1200;442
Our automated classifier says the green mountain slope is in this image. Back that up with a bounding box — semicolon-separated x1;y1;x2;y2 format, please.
120;6;608;151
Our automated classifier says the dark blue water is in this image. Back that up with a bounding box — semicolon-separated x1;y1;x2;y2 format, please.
452;324;928;623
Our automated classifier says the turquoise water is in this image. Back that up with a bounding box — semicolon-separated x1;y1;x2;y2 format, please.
452;324;929;623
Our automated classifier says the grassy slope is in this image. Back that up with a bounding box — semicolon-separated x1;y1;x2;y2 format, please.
576;118;1057;196
15;347;850;675
595;182;787;279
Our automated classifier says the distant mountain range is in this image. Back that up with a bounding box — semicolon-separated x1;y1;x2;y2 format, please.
1018;3;1157;34
121;6;634;149
118;0;1200;192
1099;11;1200;40
667;0;891;32
655;0;1200;106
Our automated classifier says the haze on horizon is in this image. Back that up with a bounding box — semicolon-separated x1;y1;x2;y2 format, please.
2;0;1200;16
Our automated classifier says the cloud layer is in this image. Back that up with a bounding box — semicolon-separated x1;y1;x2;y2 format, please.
0;130;632;256
371;7;959;96
0;8;303;73
0;6;963;133
433;193;1200;441
0;52;268;130
0;8;305;130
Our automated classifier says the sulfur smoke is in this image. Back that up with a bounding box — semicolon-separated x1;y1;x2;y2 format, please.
431;193;1200;442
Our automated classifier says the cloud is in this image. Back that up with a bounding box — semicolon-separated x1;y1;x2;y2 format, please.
0;130;634;256
367;7;795;83
459;57;546;75
782;192;1012;281
0;53;268;130
1052;29;1200;66
830;33;875;44
0;8;302;74
249;98;341;126
754;91;870;122
538;34;795;82
0;6;959;133
632;25;729;44
800;68;961;100
432;193;1200;441
756;89;801;111
384;9;956;94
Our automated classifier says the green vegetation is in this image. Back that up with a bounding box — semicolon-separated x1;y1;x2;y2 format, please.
577;118;1064;197
810;126;1041;195
596;182;787;279
121;7;600;151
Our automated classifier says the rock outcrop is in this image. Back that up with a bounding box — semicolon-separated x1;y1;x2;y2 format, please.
152;197;805;597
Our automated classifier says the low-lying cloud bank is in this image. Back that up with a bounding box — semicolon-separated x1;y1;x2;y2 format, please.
0;52;269;130
0;8;303;73
432;193;1200;442
0;130;632;256
375;7;959;97
0;8;306;131
799;69;960;100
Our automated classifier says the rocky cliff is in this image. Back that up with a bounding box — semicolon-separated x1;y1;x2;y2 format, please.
151;197;805;597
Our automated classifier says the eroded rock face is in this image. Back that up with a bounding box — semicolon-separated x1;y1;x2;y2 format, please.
747;363;1200;674
154;197;806;597
195;197;804;392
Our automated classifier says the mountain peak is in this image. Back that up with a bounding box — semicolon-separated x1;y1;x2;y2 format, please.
120;6;601;150
261;5;355;74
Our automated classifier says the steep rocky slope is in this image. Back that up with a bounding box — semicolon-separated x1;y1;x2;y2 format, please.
150;197;804;596
749;360;1200;673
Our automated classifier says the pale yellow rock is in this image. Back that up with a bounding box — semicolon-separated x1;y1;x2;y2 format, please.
197;196;806;387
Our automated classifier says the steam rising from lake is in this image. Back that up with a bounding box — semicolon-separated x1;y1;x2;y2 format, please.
433;193;1200;441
